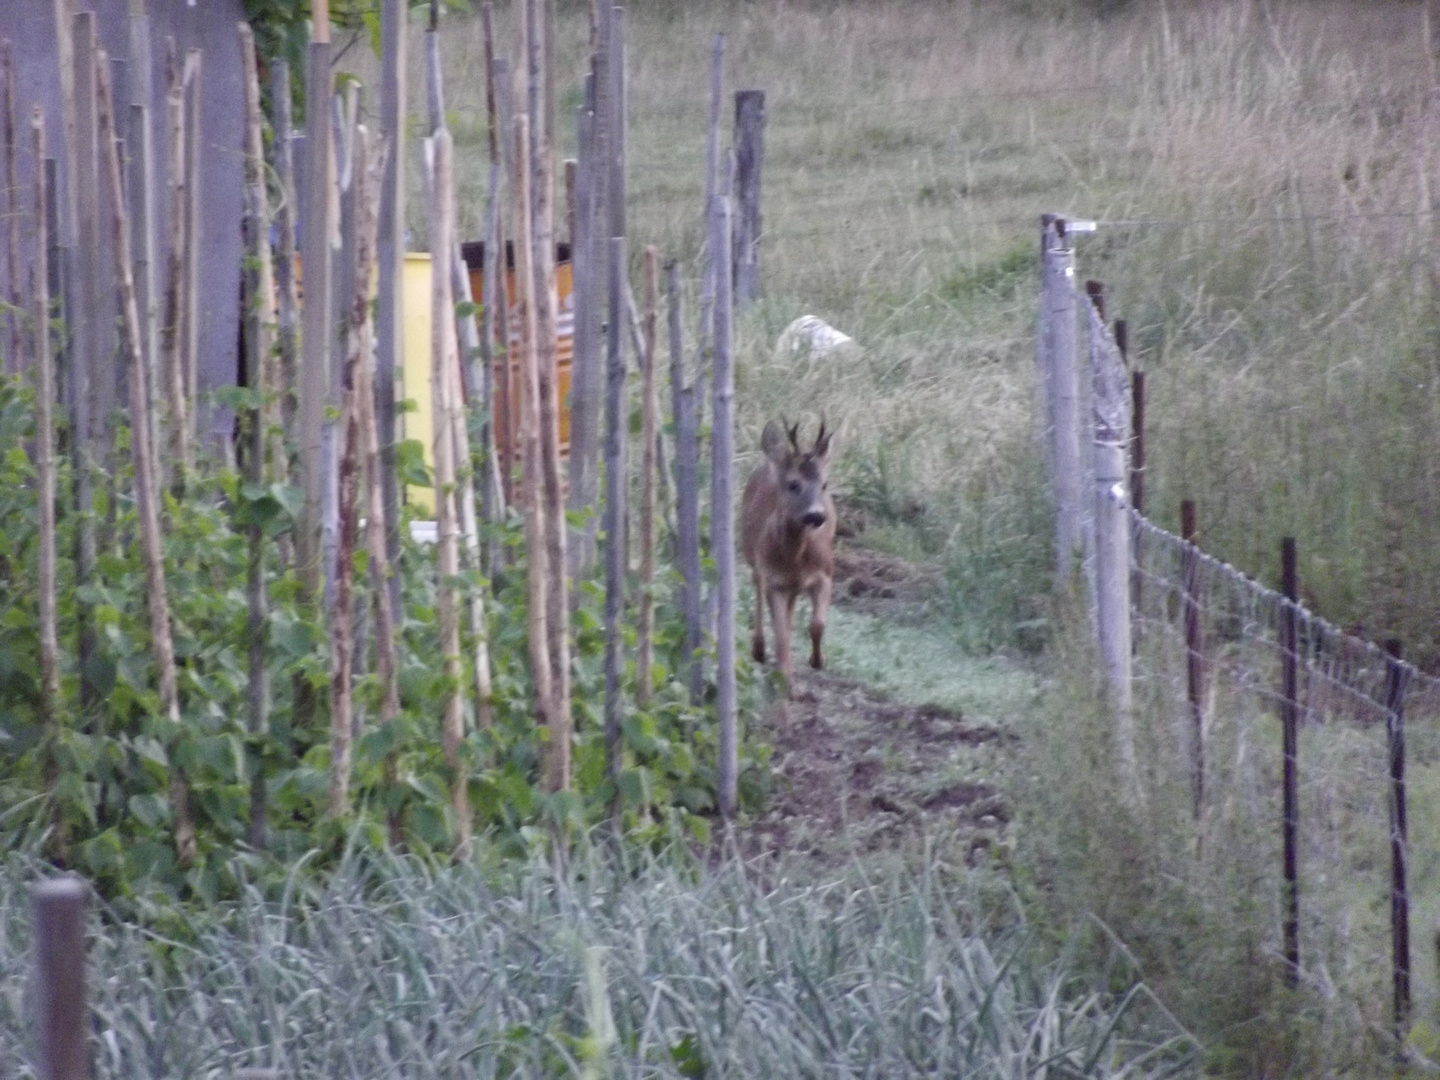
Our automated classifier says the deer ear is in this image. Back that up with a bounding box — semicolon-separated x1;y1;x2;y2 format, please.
761;420;789;465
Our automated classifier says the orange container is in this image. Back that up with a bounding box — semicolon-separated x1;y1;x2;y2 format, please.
461;242;573;502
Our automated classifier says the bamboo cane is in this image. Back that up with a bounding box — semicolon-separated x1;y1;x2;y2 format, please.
159;39;190;491
2;40;19;374
239;23;275;847
603;236;627;789
511;114;557;765
637;246;659;708
376;0;406;622
427;130;473;857
97;48;194;864
181;48;201;452
710;191;737;820
32;109;61;852
271;59;299;483
667;259;703;704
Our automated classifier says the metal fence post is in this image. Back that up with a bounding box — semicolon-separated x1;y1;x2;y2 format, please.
32;877;89;1080
1384;638;1411;1043
1280;536;1301;988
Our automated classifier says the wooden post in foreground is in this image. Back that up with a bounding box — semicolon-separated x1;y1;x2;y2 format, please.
32;877;89;1080
711;192;737;819
733;89;765;306
2;40;19;373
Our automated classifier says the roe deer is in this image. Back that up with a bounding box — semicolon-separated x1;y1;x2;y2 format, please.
742;418;837;695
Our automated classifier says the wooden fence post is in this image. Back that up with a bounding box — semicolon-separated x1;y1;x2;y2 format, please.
181;48;202;454
667;259;704;705
733;89;765;306
32;877;89;1080
712;191;737;820
603;235;628;790
1280;535;1301;988
2;40;20;374
299;6;334;604
1085;284;1133;796
637;246;659;707
1385;638;1411;1043
695;33;724;433
1181;500;1204;820
376;0;407;621
1039;215;1084;589
127;4;159;465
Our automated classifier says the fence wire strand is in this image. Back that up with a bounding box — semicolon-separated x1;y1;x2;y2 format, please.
1126;508;1440;1018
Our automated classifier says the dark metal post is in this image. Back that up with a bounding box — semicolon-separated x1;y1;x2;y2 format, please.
1129;369;1144;516
1280;536;1300;987
1182;500;1203;819
32;877;89;1080
1385;638;1411;1042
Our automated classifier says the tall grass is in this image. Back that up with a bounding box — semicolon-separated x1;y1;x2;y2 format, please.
357;0;1440;654
0;847;1196;1078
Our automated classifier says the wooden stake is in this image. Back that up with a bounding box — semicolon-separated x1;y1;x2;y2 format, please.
667;259;703;704
566;74;599;577
711;192;737;820
299;27;335;603
493;59;517;505
1;40;19;374
32;878;88;1080
695;33;724;431
32;109;61;842
603;235;627;790
239;23;274;848
428;130;473;856
159;39;191;489
377;0;406;623
127;6;160;468
637;246;659;708
97;47;193;865
181;48;202;452
733;90;765;306
271;59;300;482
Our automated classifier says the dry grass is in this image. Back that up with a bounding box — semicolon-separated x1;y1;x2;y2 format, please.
338;0;1440;659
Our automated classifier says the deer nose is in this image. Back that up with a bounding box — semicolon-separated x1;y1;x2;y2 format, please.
802;510;827;529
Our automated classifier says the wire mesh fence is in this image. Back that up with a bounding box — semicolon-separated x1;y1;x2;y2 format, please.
1128;509;1440;1029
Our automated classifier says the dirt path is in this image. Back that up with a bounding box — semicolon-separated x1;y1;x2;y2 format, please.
738;545;1022;868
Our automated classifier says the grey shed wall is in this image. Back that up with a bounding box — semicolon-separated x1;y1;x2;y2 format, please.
1;0;246;448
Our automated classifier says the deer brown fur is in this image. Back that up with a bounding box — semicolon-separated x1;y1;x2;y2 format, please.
742;418;837;695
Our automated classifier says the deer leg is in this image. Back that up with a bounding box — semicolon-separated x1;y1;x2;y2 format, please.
751;567;767;663
768;587;797;696
808;575;831;670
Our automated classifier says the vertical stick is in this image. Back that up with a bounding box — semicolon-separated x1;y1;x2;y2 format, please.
32;878;89;1080
733;90;765;306
239;23;273;849
637;246;659;708
127;6;160;468
1181;500;1203;820
32;112;61;849
1040;215;1083;587
668;260;703;704
428;131;473;856
271;61;300;481
1280;535;1300;988
603;236;627;791
511;115;556;791
97;47;193;865
567;73;600;576
479;162;505;535
299;15;334;603
70;14;101;715
1385;638;1411;1042
181;49;202;452
564;159;577;250
492;60;517;506
609;7;627;241
1130;369;1145;516
376;0;407;620
327;127;377;821
159;40;191;491
695;34;725;431
1;40;19;373
711;193;738;819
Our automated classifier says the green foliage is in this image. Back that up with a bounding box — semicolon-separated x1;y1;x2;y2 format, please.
0;847;1197;1078
0;377;762;911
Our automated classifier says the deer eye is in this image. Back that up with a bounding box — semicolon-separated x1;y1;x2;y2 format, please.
787;480;802;493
